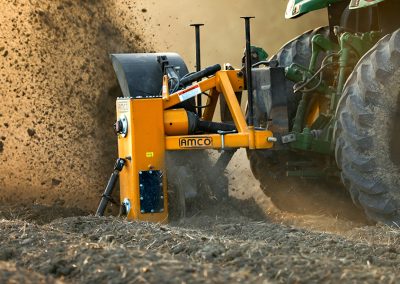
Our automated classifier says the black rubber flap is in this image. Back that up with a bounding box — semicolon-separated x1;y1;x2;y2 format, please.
110;53;189;98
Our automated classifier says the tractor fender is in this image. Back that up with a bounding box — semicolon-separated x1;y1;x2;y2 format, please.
285;0;344;19
349;0;385;10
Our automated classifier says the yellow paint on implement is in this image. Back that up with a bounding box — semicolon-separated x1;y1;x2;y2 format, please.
165;131;273;150
117;98;168;223
164;109;189;136
117;69;274;222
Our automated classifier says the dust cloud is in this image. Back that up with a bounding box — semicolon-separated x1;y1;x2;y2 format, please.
0;0;327;212
0;0;149;210
136;0;327;67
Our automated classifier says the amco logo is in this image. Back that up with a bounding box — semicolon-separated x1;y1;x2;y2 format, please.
179;137;213;148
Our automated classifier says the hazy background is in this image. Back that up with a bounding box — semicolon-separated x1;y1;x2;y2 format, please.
131;0;327;67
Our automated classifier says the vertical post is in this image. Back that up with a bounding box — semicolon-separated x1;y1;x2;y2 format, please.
190;23;204;116
241;17;255;127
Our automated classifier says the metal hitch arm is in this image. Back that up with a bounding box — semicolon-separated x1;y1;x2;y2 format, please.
96;158;125;217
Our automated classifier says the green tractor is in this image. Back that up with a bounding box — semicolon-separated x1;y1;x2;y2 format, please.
248;0;400;225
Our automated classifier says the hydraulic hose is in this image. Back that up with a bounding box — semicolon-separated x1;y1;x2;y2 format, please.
180;64;221;86
197;120;236;133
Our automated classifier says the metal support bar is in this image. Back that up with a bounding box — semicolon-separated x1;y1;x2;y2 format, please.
241;16;255;127
213;149;237;172
190;23;204;116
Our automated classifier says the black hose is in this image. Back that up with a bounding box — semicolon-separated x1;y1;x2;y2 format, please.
186;111;237;134
180;64;221;86
293;52;339;93
197;120;236;133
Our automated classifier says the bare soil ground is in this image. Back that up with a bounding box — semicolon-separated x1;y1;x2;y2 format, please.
1;151;399;283
1;199;400;284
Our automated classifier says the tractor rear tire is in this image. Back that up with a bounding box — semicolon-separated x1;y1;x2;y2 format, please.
335;29;400;225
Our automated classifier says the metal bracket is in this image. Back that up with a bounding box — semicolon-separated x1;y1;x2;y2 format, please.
114;158;126;171
217;130;237;151
122;198;131;215
116;115;128;138
282;133;296;144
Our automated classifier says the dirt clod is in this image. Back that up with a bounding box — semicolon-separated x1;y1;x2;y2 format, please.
51;178;62;186
27;128;36;137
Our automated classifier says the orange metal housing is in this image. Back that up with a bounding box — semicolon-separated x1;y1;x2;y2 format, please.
116;98;168;223
116;70;275;223
164;109;189;136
